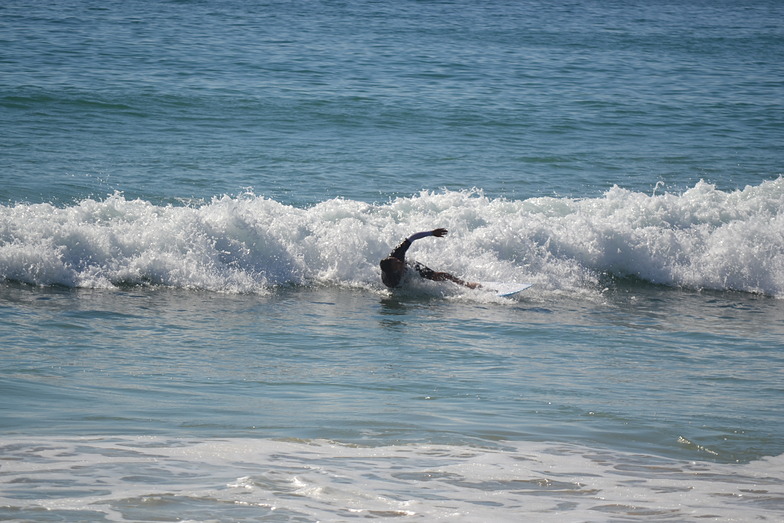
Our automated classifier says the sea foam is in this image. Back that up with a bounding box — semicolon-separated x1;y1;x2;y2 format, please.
1;436;782;522
1;178;782;297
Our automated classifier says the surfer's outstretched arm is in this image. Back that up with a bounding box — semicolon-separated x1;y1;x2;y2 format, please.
388;228;448;260
408;228;447;242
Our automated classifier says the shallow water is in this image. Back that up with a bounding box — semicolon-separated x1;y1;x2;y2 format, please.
2;281;784;520
2;282;782;461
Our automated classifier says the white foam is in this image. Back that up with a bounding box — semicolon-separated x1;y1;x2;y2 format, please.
1;178;782;297
0;436;782;522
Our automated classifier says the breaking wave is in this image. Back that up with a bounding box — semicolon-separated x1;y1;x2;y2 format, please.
1;178;782;297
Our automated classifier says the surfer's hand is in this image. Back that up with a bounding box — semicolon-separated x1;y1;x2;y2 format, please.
432;228;448;237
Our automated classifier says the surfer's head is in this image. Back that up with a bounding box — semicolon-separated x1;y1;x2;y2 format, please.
380;257;405;288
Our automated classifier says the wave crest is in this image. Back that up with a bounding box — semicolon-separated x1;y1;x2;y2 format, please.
1;179;782;297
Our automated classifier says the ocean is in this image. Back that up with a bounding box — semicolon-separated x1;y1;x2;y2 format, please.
1;0;783;521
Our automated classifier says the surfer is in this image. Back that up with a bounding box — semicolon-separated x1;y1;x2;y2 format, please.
380;228;479;289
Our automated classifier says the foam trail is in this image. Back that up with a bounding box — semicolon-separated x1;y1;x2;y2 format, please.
1;178;782;297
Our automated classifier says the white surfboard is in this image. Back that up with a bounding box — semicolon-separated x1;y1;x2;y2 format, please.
479;281;533;297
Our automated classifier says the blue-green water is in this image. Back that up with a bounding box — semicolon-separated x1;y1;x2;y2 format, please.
1;1;783;520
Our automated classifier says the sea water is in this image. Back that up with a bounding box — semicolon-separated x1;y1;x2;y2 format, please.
1;0;783;521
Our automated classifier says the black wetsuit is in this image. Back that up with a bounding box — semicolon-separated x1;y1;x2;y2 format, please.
387;238;436;281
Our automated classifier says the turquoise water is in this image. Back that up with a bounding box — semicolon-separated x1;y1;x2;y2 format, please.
2;1;783;521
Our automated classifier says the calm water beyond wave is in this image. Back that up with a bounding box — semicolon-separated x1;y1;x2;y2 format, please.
1;1;783;521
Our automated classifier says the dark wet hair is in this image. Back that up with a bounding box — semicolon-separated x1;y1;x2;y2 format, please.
380;257;404;288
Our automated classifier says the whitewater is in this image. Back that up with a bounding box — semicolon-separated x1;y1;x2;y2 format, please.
2;179;782;297
2;437;782;522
